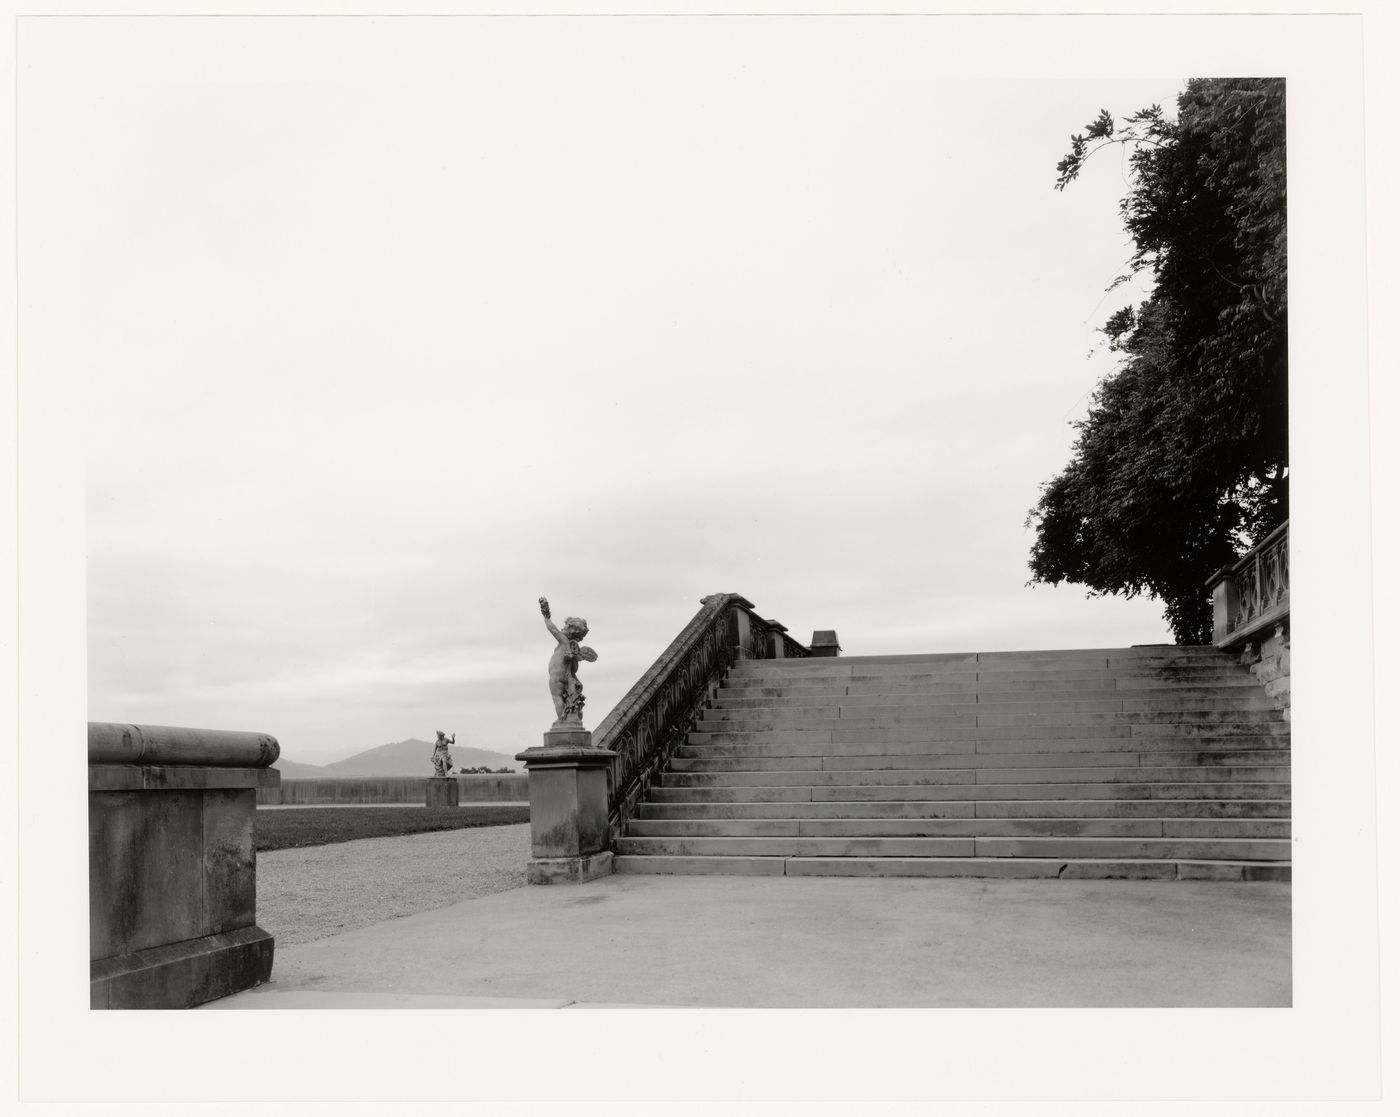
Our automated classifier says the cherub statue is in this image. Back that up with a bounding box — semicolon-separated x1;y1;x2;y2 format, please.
539;596;598;727
430;730;455;778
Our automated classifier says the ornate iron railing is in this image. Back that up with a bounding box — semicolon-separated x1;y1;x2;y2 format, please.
596;593;809;841
1206;520;1290;647
776;630;811;659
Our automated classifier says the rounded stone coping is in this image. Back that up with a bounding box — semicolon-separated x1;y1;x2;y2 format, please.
88;723;280;768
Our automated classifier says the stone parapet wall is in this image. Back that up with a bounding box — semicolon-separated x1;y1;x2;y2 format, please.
256;774;528;805
1205;523;1289;721
89;722;281;1009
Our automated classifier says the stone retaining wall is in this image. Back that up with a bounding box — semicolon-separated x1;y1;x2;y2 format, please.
257;774;529;806
1236;620;1291;720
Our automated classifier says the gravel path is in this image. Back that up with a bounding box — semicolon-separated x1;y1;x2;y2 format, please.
256;823;531;945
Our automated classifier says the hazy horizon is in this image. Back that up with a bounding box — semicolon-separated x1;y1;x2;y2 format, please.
280;736;519;768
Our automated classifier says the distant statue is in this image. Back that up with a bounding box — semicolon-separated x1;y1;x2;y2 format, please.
430;731;455;778
539;596;598;728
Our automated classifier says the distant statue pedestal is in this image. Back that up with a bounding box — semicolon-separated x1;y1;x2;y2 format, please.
425;777;459;809
515;726;617;885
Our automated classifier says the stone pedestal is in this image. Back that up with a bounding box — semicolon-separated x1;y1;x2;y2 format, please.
425;777;460;809
88;723;281;1009
515;727;617;885
1206;567;1241;646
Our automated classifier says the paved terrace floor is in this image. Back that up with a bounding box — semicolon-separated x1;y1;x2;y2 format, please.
209;871;1291;1009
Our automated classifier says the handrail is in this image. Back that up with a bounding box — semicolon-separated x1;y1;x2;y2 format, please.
596;593;810;841
1205;520;1290;647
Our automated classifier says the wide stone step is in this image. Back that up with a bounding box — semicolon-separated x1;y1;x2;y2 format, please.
687;723;1288;747
981;765;1289;784
611;854;1290;881
638;800;983;819
649;781;1288;803
705;701;1289;721
706;694;1281;716
613;854;789;876
730;651;1234;678
676;735;1290;759
732;653;1243;670
658;765;1289;788
761;646;1225;661
971;798;1292;818
783;857;1290;881
736;652;1244;669
616;835;981;857
635;798;1293;820
613;834;1291;860
975;836;1291;859
731;656;1248;673
628;817;1290;839
722;669;1259;693
745;646;1224;662
697;709;1286;731
717;678;1264;704
787;857;1291;881
970;734;1289;754
670;749;1291;772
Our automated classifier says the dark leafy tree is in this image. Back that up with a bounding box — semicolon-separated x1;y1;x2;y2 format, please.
1029;78;1287;644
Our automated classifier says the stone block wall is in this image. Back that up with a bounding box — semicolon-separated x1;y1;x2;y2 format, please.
1236;621;1291;720
256;773;528;805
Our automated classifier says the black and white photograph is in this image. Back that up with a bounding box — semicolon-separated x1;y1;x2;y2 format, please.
10;3;1390;1109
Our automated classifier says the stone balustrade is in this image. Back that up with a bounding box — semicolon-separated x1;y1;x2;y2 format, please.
89;722;281;1008
1205;521;1290;715
1206;521;1289;647
513;593;826;884
594;593;818;844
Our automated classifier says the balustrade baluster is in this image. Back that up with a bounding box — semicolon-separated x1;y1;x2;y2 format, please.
1205;520;1289;648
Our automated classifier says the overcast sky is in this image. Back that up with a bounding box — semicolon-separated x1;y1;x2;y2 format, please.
27;21;1194;763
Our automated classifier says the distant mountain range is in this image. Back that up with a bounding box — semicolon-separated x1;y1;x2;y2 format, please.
274;737;519;778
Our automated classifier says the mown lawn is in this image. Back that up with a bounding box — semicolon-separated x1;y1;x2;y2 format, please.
254;805;530;851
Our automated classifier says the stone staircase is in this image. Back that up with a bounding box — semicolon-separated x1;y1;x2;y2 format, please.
612;647;1291;881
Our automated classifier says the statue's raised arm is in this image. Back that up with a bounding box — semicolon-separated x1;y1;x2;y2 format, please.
539;596;565;644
